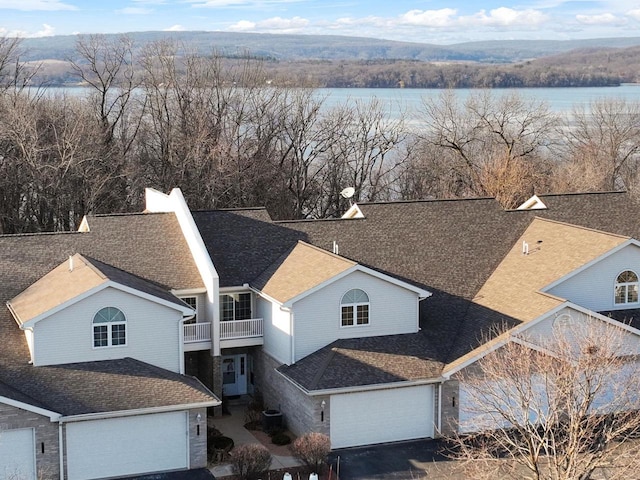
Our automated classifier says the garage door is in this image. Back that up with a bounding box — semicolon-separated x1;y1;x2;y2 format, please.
66;411;188;480
0;428;35;480
330;385;434;449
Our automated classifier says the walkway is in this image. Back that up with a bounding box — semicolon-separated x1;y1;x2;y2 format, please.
209;405;301;478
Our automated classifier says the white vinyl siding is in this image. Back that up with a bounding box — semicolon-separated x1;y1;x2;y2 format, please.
33;287;182;371
0;428;35;480
520;307;640;356
293;270;419;362
330;386;434;448
66;412;188;480
258;296;292;365
547;244;640;312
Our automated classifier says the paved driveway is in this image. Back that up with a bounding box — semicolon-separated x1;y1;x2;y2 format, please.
329;438;455;480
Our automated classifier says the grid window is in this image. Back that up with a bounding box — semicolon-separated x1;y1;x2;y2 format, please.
341;289;369;327
93;307;126;347
615;270;639;305
181;296;197;324
220;293;252;321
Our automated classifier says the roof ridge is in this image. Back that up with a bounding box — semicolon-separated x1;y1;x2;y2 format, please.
531;216;631;240
309;344;338;390
295;240;357;266
0;231;82;239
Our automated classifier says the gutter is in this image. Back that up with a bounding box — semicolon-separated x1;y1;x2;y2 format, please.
275;369;446;396
58;401;220;423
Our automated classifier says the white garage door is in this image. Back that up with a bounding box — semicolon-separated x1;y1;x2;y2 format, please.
330;385;434;449
66;411;188;480
0;428;35;480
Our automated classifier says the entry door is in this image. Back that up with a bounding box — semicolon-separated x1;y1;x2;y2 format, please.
222;354;247;396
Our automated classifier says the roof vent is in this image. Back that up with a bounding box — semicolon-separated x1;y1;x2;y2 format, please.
332;241;339;255
69;255;74;272
522;241;529;255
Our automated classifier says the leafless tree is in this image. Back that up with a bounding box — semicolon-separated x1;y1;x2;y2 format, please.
554;98;640;195
409;90;558;207
447;319;640;480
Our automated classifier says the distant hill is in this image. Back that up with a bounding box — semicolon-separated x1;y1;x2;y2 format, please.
17;31;640;64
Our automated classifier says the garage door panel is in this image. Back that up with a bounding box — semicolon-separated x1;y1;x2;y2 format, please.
66;411;188;480
330;386;434;449
0;428;35;480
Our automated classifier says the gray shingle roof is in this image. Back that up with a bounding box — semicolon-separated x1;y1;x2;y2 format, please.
0;212;215;413
279;333;445;391
0;358;216;416
196;192;640;389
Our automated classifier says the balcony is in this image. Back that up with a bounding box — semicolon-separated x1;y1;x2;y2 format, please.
183;319;264;350
220;318;264;348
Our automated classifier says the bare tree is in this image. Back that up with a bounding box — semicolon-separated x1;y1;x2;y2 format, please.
555;99;640;195
411;90;558;207
447;319;640;480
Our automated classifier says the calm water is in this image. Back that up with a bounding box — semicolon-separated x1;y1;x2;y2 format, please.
317;84;640;115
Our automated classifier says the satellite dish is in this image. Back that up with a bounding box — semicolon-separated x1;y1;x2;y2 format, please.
340;187;355;199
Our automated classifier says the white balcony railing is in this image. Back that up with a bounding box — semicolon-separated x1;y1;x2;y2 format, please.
183;322;212;343
220;318;264;340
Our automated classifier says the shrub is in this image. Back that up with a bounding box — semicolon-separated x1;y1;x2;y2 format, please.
230;443;272;480
209;436;234;452
291;432;331;473
271;432;291;445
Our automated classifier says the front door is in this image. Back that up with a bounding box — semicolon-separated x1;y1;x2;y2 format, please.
222;354;247;396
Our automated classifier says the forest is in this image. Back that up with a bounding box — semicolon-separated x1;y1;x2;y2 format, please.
2;34;640;234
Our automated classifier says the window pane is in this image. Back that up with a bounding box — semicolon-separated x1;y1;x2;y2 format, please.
619;270;638;283
615;286;626;304
629;285;639;303
341;306;354;326
220;295;234;321
356;304;369;325
111;324;126;345
94;325;108;347
235;293;252;320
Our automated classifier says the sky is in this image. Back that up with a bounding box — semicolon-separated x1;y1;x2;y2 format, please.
1;0;640;44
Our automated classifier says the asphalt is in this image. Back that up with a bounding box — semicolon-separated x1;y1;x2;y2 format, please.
329;438;452;480
209;405;302;478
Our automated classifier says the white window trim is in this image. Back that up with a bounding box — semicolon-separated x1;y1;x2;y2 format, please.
180;296;198;324
614;270;640;306
92;307;128;349
340;289;370;328
220;292;253;322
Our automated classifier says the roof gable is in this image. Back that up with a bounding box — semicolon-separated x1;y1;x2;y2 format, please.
473;218;628;323
7;254;192;326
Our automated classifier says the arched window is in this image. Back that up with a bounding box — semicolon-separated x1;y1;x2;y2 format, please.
341;289;369;327
615;270;639;305
93;307;127;347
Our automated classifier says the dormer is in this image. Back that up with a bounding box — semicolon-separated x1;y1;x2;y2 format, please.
342;203;365;219
517;195;547;210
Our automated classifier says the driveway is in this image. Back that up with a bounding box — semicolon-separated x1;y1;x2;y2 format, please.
329;438;457;480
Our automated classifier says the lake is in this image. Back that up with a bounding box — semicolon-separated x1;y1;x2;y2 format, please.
317;84;640;115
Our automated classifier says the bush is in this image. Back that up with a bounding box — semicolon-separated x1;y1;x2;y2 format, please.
291;432;331;473
209;436;234;451
230;443;272;480
271;432;291;445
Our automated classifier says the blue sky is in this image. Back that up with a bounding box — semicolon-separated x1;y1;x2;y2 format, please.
1;0;640;44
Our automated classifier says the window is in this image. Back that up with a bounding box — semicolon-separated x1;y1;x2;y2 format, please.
181;296;197;324
220;293;252;321
93;307;126;347
341;289;369;327
615;270;639;305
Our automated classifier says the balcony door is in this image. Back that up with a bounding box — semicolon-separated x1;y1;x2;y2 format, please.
221;353;247;396
220;293;252;322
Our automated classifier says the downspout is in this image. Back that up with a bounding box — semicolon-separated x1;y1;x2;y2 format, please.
290;310;295;365
179;314;195;375
59;422;64;479
437;382;443;435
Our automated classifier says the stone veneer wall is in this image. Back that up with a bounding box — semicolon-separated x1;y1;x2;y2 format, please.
0;403;59;479
440;379;460;437
189;408;208;468
255;349;330;437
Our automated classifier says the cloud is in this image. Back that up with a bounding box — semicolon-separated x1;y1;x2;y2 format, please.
228;15;309;33
627;9;640;21
164;24;186;31
401;8;458;27
576;13;625;25
0;0;76;10
0;23;55;37
116;7;153;14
